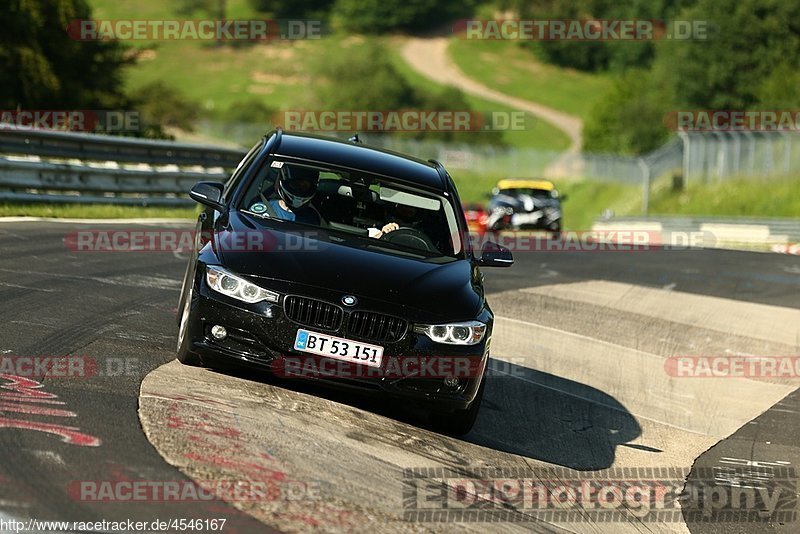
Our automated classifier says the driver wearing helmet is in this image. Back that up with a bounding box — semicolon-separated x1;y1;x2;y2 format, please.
269;164;322;225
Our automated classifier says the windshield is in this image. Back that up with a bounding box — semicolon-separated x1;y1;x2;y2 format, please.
238;158;462;258
499;188;556;199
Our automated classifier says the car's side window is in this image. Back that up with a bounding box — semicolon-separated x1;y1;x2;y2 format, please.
222;140;264;201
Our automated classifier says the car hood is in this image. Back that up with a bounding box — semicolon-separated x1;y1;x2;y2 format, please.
213;213;482;320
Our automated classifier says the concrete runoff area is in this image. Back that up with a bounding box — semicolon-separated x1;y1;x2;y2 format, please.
140;278;800;532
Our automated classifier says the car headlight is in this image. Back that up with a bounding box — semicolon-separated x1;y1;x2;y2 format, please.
492;206;513;215
413;321;487;345
205;266;279;304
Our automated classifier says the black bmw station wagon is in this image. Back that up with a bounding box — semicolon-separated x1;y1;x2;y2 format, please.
177;130;513;434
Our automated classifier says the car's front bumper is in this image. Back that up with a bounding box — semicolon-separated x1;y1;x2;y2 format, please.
183;277;490;412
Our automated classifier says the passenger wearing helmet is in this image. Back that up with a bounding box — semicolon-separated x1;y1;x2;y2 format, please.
268;164;322;225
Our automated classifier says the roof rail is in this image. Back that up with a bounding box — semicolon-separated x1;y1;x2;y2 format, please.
264;127;283;156
427;159;448;190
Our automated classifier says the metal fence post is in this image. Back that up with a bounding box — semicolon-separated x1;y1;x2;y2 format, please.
678;132;690;186
638;158;650;216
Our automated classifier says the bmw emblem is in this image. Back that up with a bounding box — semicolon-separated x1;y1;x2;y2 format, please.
342;295;357;307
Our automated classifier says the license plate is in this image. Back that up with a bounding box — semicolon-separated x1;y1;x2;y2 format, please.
293;329;383;368
512;212;541;225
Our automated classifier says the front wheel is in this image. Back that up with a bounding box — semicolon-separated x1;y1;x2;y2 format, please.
431;375;486;436
176;275;203;366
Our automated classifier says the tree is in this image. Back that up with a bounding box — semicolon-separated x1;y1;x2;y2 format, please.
504;0;698;72
583;69;672;154
658;0;800;109
754;63;800;109
0;0;129;109
249;0;335;19
584;0;800;153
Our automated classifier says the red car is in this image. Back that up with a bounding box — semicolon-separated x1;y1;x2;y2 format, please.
462;202;489;236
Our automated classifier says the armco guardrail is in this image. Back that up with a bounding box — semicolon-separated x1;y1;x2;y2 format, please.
592;216;800;252
0;156;225;206
0;127;247;206
0;126;245;166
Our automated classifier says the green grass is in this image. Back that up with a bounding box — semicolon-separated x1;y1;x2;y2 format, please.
0;203;198;219
448;39;612;121
122;37;320;116
449;171;503;206
645;176;800;217
557;181;642;230
91;0;327;115
92;0;261;20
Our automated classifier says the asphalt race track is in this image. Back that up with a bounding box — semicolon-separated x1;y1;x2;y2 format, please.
0;220;798;533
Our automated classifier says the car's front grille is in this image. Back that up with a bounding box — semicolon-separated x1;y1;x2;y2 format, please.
283;296;343;331
347;311;408;343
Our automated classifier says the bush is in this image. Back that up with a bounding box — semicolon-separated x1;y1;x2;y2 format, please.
249;0;336;19
224;99;276;125
131;82;202;137
333;0;476;34
311;42;417;110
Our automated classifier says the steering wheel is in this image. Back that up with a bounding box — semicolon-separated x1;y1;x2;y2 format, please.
380;227;438;253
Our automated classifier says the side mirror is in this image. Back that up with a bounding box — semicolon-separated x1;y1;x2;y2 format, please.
559;193;568;202
189;182;225;212
478;241;514;268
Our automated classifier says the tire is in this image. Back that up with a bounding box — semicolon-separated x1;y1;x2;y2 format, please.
176;257;194;326
176;275;203;367
550;221;562;240
431;375;486;436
